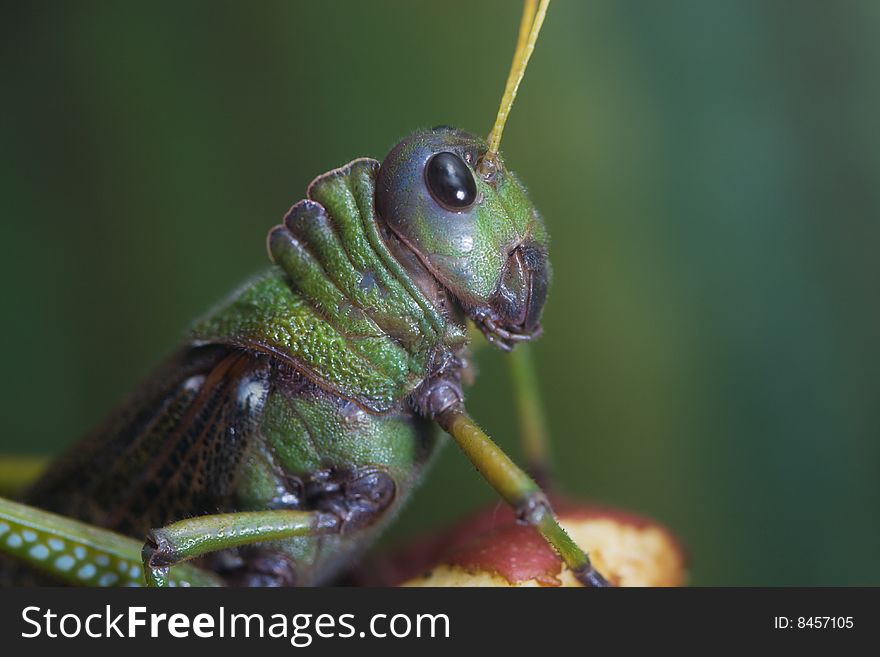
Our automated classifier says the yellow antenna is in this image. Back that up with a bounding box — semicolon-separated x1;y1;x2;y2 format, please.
480;0;550;175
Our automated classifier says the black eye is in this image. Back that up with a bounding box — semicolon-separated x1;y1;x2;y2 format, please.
425;152;477;210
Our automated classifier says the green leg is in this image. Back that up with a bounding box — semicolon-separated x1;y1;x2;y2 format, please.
0;496;222;587
142;509;340;587
436;407;609;587
507;345;554;487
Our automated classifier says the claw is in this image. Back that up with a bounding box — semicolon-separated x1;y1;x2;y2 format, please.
471;309;540;351
575;565;612;588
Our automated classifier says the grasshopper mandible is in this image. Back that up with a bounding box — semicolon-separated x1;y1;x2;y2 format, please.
0;0;608;588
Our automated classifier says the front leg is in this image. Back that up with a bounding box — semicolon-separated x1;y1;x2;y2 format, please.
143;464;398;587
435;406;609;587
142;509;340;587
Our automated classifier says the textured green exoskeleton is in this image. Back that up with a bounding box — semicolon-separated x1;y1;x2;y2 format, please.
0;0;608;587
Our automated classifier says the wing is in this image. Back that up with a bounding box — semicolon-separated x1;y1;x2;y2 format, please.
24;345;272;538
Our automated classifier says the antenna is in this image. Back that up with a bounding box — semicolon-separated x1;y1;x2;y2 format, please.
479;0;550;175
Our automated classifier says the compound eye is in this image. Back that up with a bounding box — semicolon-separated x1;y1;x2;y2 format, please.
425;152;477;210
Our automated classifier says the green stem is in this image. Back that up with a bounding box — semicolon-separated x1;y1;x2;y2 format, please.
508;344;553;484
0;456;48;497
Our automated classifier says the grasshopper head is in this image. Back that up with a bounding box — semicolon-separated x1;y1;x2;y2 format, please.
376;126;549;349
376;1;552;349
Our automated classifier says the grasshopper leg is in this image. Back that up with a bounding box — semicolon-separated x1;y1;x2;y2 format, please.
0;496;222;586
142;509;341;587
436;406;609;587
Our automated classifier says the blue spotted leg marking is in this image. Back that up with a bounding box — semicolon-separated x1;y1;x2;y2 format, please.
0;496;222;587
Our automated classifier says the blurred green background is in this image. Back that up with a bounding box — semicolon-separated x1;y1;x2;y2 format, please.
2;0;878;586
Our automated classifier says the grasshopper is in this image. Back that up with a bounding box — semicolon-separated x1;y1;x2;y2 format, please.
0;0;608;588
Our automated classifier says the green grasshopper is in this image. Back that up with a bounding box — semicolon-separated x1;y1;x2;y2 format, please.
0;0;607;588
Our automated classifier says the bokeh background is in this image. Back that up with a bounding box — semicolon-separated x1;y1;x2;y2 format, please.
2;0;878;586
